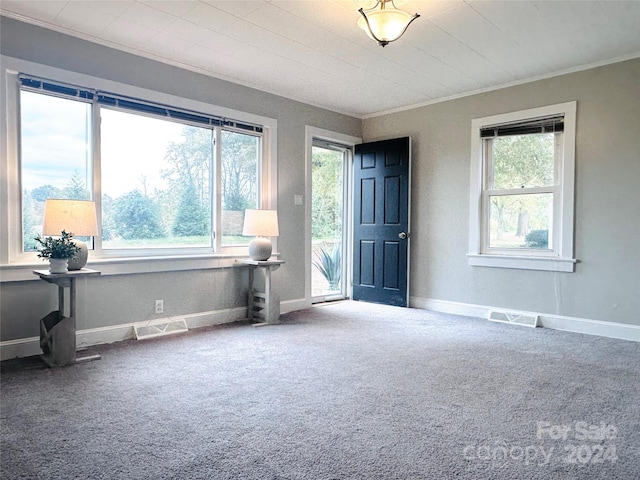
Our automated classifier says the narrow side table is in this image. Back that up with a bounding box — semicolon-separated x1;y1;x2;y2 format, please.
33;268;101;367
238;259;284;326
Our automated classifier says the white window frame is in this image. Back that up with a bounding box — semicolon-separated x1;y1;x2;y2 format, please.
468;102;577;272
304;126;361;306
0;56;277;280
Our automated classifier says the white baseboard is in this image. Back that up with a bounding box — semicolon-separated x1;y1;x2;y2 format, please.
6;298;635;361
0;306;248;362
180;306;248;329
0;336;42;361
410;297;490;319
280;297;310;314
410;296;640;342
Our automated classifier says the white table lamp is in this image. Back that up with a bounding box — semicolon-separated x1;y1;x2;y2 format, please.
242;209;279;261
42;199;98;270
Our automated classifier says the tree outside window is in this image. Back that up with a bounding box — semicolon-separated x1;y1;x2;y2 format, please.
487;133;555;250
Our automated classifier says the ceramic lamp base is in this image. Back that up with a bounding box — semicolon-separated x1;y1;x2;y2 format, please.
68;239;88;270
248;237;272;261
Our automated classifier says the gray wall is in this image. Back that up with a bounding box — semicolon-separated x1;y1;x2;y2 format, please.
363;58;640;325
2;15;638;346
0;17;361;342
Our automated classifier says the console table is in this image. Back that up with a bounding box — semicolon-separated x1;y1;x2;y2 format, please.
238;259;284;326
33;268;101;367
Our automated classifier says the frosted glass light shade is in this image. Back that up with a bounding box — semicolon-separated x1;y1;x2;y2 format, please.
357;0;419;46
42;199;98;270
243;209;279;261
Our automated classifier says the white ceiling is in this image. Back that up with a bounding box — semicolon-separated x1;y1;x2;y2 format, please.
2;0;639;118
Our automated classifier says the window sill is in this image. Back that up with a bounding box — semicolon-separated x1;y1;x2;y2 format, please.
0;253;280;282
467;254;576;272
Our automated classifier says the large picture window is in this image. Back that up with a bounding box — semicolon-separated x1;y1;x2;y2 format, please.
468;102;577;272
7;66;272;268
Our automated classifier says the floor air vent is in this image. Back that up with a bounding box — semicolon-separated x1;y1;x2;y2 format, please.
488;311;539;328
134;319;188;340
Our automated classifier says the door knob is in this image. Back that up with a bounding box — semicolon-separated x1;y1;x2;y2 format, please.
398;232;407;239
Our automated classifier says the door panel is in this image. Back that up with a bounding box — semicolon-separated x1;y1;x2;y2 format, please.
361;178;375;224
385;176;401;223
383;241;400;289
353;137;410;307
359;240;375;286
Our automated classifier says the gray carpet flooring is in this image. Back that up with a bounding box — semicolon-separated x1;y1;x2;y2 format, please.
1;301;639;479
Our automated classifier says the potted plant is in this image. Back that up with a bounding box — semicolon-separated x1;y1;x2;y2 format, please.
313;243;341;292
34;230;81;274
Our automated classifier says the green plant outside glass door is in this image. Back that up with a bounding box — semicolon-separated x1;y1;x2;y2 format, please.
311;143;346;300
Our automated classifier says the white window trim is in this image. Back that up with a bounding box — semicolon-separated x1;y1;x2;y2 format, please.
0;56;277;280
468;102;577;272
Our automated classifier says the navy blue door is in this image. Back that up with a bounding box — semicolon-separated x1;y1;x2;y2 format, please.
353;137;410;307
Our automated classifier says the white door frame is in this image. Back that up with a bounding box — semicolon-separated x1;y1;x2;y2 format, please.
304;126;361;306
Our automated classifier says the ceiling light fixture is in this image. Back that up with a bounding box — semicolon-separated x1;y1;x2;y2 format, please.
357;0;420;47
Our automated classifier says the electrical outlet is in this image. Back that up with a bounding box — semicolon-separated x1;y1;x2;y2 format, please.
155;300;164;314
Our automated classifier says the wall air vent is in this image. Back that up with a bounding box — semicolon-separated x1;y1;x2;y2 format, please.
134;318;188;340
488;311;539;328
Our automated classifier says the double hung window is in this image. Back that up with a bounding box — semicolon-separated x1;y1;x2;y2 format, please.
468;102;577;272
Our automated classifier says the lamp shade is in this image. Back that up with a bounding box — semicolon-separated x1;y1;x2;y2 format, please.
43;199;98;236
42;199;98;270
242;209;279;237
243;209;279;261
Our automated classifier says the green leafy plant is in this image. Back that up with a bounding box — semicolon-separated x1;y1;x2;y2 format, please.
34;230;80;260
313;244;341;291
